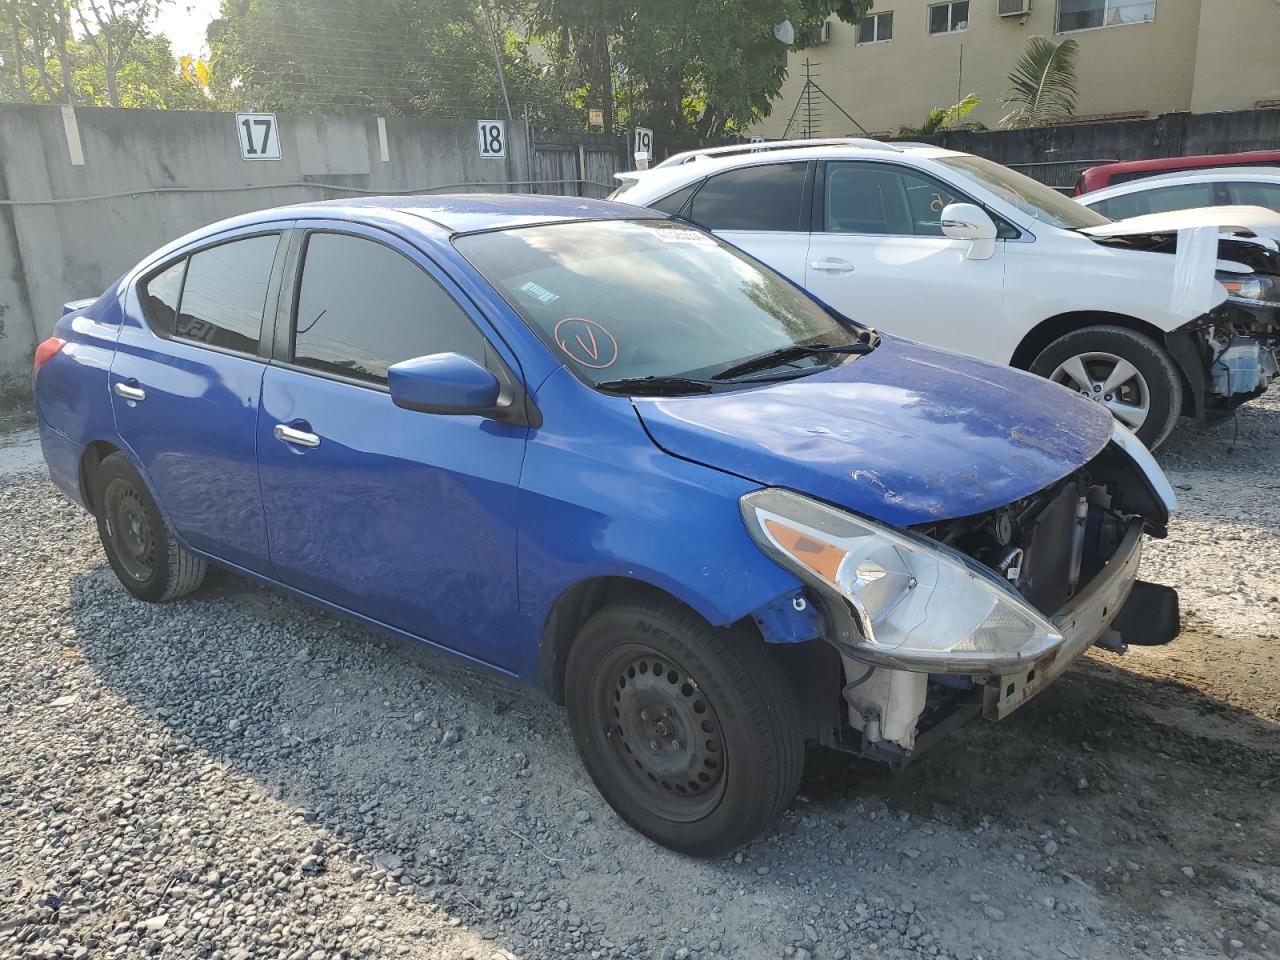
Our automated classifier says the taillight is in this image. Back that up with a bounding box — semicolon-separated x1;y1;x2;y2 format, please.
33;337;67;375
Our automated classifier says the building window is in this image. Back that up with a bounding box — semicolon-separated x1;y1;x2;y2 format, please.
1057;0;1155;32
927;1;968;34
857;11;894;43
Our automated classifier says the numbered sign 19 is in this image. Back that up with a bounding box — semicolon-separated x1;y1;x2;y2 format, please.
235;113;281;161
477;120;506;159
634;127;654;161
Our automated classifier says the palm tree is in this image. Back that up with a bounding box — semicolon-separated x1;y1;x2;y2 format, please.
1000;36;1079;129
917;92;982;136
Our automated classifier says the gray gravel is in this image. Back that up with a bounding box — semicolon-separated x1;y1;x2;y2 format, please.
1;393;1278;960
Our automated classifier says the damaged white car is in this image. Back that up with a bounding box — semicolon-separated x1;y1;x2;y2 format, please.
612;140;1280;448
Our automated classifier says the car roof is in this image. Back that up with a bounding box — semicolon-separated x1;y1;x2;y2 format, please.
1082;166;1280;202
1078;150;1280;186
616;141;961;197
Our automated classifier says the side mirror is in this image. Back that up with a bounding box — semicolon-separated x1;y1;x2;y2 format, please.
940;202;998;261
387;352;501;415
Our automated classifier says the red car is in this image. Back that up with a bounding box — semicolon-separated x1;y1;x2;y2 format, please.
1073;150;1280;195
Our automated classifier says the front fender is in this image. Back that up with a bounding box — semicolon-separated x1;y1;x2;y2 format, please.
513;370;801;683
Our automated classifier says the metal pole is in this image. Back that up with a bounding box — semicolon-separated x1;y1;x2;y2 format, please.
483;0;514;123
524;104;535;194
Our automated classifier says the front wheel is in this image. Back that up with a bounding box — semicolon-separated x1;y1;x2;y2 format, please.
565;597;804;857
1029;325;1183;449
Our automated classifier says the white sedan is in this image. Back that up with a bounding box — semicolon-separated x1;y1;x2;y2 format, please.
612;140;1280;448
1077;167;1280;220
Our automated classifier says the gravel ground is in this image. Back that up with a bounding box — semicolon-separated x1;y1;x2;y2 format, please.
1;394;1278;960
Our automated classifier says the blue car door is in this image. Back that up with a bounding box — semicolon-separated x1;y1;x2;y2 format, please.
256;223;528;670
109;225;289;573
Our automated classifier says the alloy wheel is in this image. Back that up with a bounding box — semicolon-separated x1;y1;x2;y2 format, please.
1049;351;1150;431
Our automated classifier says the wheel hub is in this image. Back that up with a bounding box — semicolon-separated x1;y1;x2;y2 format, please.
599;652;727;818
104;480;155;582
1048;351;1151;431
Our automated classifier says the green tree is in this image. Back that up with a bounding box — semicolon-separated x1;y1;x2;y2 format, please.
1000;35;1079;129
1;0;201;107
898;92;982;138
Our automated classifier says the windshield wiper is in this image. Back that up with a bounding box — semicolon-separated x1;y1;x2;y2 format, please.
595;375;714;396
711;336;878;382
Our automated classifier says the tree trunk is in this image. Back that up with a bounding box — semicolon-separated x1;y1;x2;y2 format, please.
8;20;26;101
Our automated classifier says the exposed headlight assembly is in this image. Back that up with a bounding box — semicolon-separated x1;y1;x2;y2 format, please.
740;488;1063;674
1216;269;1280;307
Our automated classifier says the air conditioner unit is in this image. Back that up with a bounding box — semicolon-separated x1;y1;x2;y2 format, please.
998;0;1031;16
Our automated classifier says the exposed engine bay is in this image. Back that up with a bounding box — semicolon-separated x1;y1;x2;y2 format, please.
832;438;1178;766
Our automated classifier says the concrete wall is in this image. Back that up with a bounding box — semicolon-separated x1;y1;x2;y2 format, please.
0;105;532;393
930;107;1280;170
755;0;1276;138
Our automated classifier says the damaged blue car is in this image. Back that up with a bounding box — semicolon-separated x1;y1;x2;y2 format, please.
34;195;1179;856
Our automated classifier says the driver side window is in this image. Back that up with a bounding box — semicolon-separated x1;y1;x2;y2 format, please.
824;162;1016;238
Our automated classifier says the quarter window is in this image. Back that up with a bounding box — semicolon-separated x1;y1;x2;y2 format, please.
649;182;700;217
171;235;278;353
857;11;894;43
687;163;808;232
1057;0;1155;32
292;233;485;385
140;259;186;337
927;1;968;34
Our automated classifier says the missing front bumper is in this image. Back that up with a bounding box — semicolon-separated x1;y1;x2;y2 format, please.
983;522;1176;720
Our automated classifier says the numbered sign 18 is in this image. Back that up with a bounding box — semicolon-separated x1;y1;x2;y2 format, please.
477;120;507;159
634;127;654;160
235;113;281;161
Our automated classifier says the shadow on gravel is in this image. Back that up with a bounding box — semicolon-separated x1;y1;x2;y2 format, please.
65;559;1280;959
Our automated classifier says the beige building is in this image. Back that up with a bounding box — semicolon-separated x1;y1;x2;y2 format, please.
754;0;1280;139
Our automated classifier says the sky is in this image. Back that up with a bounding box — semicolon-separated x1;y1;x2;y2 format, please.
153;0;223;57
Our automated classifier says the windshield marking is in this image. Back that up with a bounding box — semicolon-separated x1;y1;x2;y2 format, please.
554;317;619;369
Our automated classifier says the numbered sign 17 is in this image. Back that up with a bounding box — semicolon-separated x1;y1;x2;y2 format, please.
235;113;281;161
477;120;507;159
634;127;654;160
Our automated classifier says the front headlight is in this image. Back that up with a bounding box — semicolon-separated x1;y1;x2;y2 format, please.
740;488;1063;673
1216;270;1280;307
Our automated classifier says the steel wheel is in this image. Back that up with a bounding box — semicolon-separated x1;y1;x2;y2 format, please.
102;476;157;583
1050;351;1151;432
589;644;727;823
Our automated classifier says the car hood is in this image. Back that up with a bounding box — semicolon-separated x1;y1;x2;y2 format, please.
634;336;1114;526
1079;204;1280;240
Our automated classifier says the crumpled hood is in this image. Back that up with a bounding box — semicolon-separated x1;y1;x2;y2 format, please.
634;336;1114;526
1079;204;1280;241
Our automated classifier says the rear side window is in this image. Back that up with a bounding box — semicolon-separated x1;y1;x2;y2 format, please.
139;235;278;352
177;237;278;353
140;259;186;336
687;163;807;232
291;233;485;385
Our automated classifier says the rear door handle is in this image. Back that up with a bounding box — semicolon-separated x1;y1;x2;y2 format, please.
809;258;856;274
113;381;146;402
274;423;320;448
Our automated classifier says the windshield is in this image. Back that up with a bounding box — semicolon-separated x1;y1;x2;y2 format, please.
455;219;867;390
938;155;1112;230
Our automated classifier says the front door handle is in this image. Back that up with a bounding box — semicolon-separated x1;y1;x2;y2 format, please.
809;258;856;274
274;423;320;448
114;381;146;402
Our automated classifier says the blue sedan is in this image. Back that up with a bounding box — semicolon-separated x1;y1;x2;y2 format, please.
33;195;1179;856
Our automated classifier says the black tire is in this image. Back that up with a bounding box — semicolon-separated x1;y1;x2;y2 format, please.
564;596;804;857
1029;324;1183;449
93;452;207;603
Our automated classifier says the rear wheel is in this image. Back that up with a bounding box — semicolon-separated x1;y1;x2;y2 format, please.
1030;325;1183;448
565;597;803;857
93;452;206;602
